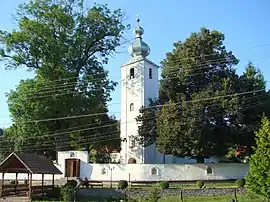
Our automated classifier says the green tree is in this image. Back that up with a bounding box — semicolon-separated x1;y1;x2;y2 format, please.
246;115;270;200
0;125;17;160
229;62;269;160
138;28;240;162
0;0;127;158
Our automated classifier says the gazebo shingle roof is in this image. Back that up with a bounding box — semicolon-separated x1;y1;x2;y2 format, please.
0;152;62;174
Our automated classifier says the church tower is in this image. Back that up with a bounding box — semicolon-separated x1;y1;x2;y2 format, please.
120;16;159;164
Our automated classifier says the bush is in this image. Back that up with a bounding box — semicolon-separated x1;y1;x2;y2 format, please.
66;179;77;187
196;180;204;189
147;187;161;202
60;184;75;202
47;187;60;199
159;181;169;189
235;178;245;187
118;180;128;189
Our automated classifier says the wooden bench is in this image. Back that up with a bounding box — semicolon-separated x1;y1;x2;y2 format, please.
88;181;103;188
1;184;29;196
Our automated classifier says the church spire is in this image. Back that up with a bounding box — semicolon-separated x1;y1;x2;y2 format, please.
128;14;150;58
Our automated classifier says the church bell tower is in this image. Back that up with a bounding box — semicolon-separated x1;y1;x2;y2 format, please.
120;16;159;164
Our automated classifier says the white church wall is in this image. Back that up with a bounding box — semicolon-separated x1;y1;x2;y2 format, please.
0;151;89;181
0;150;249;182
86;163;249;181
56;150;89;178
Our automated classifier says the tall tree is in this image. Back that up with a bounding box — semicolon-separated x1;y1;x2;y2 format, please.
245;115;270;200
0;0;127;158
0;125;17;160
229;62;268;159
138;28;242;162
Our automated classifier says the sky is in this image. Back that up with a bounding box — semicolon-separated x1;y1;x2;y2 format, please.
1;0;270;128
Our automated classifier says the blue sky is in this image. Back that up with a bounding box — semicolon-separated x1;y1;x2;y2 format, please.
1;0;270;128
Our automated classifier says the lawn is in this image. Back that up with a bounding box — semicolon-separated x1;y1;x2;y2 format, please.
76;193;264;202
156;194;264;202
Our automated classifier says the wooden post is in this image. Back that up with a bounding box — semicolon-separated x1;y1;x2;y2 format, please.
41;174;44;196
128;173;131;189
28;173;32;200
234;188;238;202
128;173;131;201
15;173;18;194
1;172;5;198
52;174;54;187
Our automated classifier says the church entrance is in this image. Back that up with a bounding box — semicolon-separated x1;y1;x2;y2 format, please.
65;159;80;177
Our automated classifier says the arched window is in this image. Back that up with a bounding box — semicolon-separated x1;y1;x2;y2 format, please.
101;168;106;175
130;103;134;111
206;166;213;174
151;167;157;175
130;68;134;79
149;68;152;79
128;158;137;164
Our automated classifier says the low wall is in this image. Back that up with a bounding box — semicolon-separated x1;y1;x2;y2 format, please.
81;163;249;182
0;163;249;182
78;188;247;198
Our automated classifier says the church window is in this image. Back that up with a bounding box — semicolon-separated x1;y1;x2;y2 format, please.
206;166;213;174
130;68;135;79
128;158;137;164
129;136;136;148
149;68;152;79
101;168;106;175
130;103;134;111
150;167;158;175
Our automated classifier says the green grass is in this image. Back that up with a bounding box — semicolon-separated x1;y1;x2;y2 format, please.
76;193;264;202
155;194;264;202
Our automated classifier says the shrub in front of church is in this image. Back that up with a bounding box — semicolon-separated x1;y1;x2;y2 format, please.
159;181;169;189
66;179;77;187
147;187;161;202
196;180;204;189
47;187;61;199
60;184;75;202
235;178;245;187
118;180;128;189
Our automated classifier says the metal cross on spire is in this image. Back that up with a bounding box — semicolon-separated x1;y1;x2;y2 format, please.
136;13;140;23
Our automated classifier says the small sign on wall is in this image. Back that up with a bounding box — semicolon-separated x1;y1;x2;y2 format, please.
70;152;76;157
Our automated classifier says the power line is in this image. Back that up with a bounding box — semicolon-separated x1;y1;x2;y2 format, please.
0;99;266;152
0;88;267;125
0;95;267;151
0;88;266;125
6;52;270;95
11;57;270;100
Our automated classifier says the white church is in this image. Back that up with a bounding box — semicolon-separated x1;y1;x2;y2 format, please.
119;17;225;165
0;17;250;182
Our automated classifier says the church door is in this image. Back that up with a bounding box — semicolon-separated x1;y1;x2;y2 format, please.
65;159;80;177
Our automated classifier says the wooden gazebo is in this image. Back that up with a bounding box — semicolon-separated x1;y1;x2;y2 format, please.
0;152;62;199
